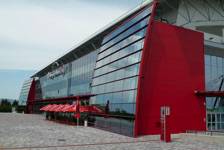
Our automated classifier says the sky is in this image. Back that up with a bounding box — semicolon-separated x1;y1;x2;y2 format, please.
0;0;142;99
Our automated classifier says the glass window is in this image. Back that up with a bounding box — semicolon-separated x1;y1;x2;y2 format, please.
102;6;150;46
96;64;139;85
115;69;125;81
101;17;149;51
205;55;210;65
95;51;142;77
217;122;221;129
112;92;123;103
99;28;146;60
120;103;135;115
207;114;211;122
105;93;113;103
108;118;121;134
40;50;98;99
90;96;96;104
123;90;136;103
212;114;216;122
110;103;121;114
212;122;216;130
96;94;104;104
222;123;224;129
218;57;222;77
211;56;216;66
116;80;124;92
97;39;144;66
208;123;211;130
123;77;137;90
222;59;224;74
217;114;220;122
221;114;224;122
90;5;152;137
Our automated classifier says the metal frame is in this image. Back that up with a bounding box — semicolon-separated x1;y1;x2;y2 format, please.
158;0;224;27
207;112;224;131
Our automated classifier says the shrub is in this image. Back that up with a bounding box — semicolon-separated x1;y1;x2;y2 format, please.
16;106;26;113
0;105;12;112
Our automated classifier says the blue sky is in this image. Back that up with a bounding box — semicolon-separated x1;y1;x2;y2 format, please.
0;0;142;99
0;70;35;99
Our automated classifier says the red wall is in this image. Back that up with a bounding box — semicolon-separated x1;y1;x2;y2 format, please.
134;21;206;136
26;79;36;113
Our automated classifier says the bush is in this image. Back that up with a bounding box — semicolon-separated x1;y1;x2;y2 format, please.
0;105;12;112
16;106;26;113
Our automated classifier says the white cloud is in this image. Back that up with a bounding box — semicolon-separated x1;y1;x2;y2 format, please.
0;1;139;70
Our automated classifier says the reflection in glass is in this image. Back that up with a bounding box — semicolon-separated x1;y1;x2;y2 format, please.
90;5;151;137
40;51;97;99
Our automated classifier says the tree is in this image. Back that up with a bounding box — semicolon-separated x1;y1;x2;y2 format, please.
1;99;11;106
0;99;12;112
12;100;18;107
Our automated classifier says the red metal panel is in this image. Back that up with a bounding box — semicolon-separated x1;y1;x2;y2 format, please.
135;21;206;136
26;79;36;113
195;90;224;97
134;0;159;137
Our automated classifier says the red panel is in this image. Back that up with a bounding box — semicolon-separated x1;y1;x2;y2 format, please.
26;79;36;113
134;0;158;137
135;21;206;136
195;90;224;97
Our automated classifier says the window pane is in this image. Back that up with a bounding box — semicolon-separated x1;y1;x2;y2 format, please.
102;7;150;46
123;90;136;103
102;17;149;51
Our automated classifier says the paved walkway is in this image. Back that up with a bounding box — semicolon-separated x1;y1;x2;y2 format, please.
0;113;224;150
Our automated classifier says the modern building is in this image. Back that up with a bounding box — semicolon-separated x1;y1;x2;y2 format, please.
19;79;33;106
19;0;224;137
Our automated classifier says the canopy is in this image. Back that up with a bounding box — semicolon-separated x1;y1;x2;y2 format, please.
39;104;104;114
40;104;52;111
47;104;59;112
54;104;65;112
61;104;73;112
65;104;78;113
89;106;104;114
79;106;103;113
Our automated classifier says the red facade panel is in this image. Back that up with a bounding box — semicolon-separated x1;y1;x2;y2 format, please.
135;21;206;136
26;79;36;113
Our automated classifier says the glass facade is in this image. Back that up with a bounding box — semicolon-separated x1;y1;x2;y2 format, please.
207;112;224;131
19;79;33;106
39;51;97;99
90;6;151;136
39;63;71;99
205;54;224;110
70;51;97;95
205;54;224;131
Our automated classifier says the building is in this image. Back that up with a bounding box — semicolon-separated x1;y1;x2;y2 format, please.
19;0;224;137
